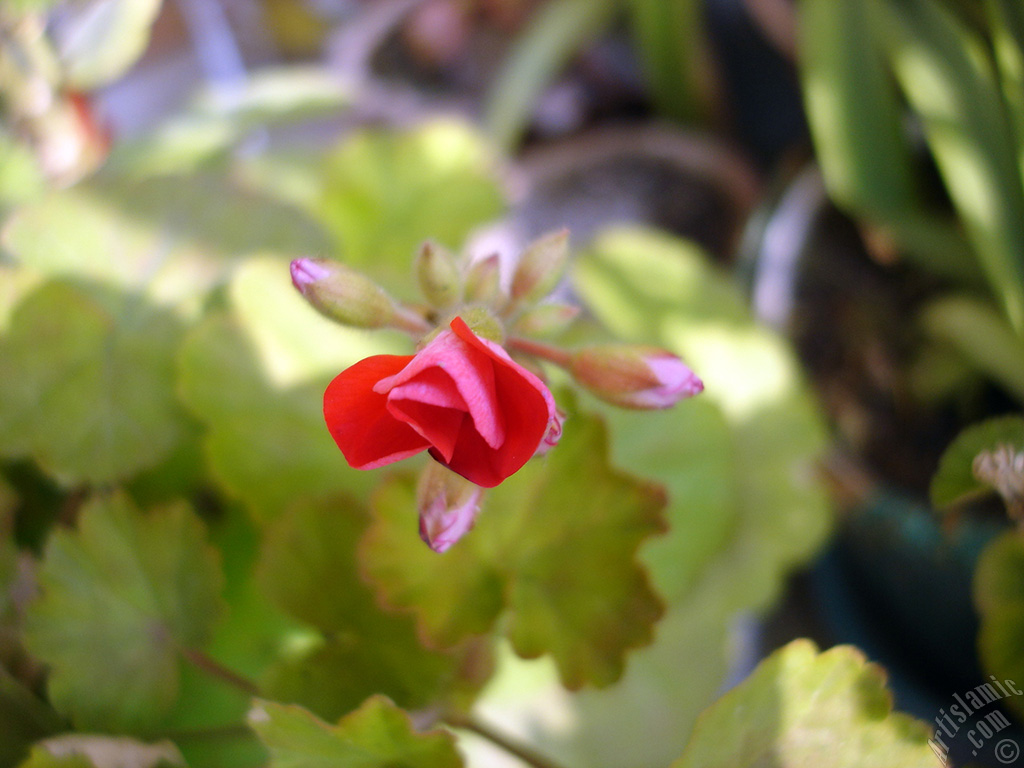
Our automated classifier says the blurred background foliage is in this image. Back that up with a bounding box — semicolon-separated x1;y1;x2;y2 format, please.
1;0;1022;767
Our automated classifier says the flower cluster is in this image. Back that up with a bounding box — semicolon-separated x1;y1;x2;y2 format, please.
291;230;703;552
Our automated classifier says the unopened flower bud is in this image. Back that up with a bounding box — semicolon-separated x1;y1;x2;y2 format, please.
416;240;463;308
569;345;703;409
290;258;426;332
417;463;485;553
465;252;501;304
510;229;569;306
513;301;580;337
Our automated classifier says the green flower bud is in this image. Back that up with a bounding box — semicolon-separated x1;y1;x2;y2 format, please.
510;229;569;307
416;240;463;308
290;257;426;333
464;252;501;304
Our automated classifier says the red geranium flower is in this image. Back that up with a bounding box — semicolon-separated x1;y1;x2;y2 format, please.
324;316;560;487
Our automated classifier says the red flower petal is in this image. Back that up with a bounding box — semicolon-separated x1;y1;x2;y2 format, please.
323;354;430;469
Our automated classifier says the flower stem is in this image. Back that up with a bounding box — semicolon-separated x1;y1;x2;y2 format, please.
442;711;570;768
182;648;259;696
507;336;572;367
392;304;434;336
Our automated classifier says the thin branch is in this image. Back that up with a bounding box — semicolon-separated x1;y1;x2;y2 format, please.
442;711;571;768
181;648;260;697
506;336;572;367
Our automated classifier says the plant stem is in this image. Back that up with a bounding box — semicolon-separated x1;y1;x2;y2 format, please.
442;711;570;768
507;336;572;367
182;648;259;696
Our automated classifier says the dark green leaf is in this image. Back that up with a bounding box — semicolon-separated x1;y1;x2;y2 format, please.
23;491;225;731
931;416;1024;508
257;495;479;719
975;531;1024;720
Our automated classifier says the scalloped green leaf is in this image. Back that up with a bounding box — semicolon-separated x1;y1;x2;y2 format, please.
176;258;410;521
931;416;1024;508
257;495;479;720
975;531;1024;720
0;281;188;484
360;408;666;689
23;491;225;732
248;696;462;768
318;121;505;294
671;640;939;768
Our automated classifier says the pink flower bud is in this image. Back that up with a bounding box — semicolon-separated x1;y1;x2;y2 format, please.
569;345;703;409
290;258;427;333
417;463;485;553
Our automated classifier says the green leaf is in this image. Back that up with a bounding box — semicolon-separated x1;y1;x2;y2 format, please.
799;0;919;219
483;0;618;149
361;408;666;689
796;0;976;276
975;531;1024;721
54;0;163;89
159;504;294;768
920;294;1024;403
985;0;1024;186
625;0;707;125
248;696;463;768
318;122;505;289
176;258;409;521
874;0;1024;334
2;175;330;319
931;416;1024;508
18;735;184;768
23;491;225;732
670;640;939;768
0;281;188;484
257;495;480;720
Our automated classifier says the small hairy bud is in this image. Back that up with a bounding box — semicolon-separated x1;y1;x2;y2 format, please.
416;240;463;308
510;229;569;306
290;258;425;332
